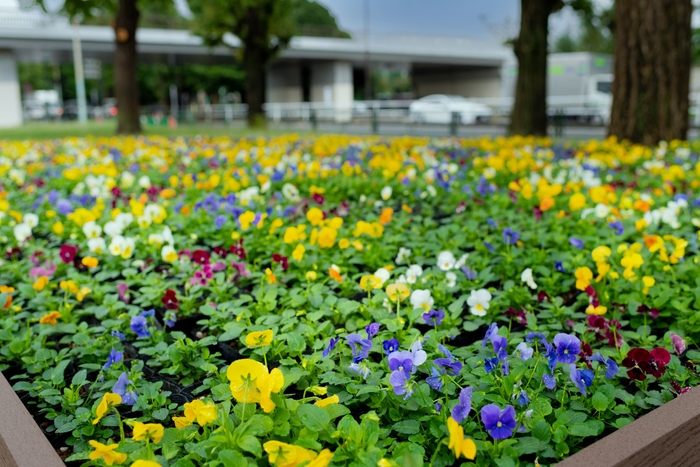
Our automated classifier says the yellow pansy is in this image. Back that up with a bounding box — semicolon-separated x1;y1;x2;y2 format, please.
642;276;655;295
306;207;324;226
131;461;162;467
183;399;218;426
586;305;607;315
246;330;274;348
132;422;164;443
292;244;305;262
446;417;476;460
386;282;410;302
360;275;382;291
226;359;284;413
88;440;127;465
574;267;593;291
82;256;99;268
314;394;339;408
92;392;122;425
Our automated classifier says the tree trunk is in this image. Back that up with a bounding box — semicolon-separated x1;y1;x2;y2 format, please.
608;0;692;145
509;0;560;137
114;0;141;134
243;47;267;127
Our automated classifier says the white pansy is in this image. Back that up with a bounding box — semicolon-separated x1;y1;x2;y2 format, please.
410;289;434;311
405;265;423;284
87;237;106;254
437;251;456;271
162;226;174;245
23;213;39;228
115;213;134;229
120;171;135;189
143;204;162;223
137;216;152;229
121;237;136;259
445;272;457;288
396;247;411;264
454;253;469;269
381;186;392;200
103;221;122;237
82;221;102;239
109;235;126;256
594;203;610;218
138;175;151;189
374;268;391;286
13;223;32;243
396;274;407;284
282;183;300;202
148;233;164;246
521;268;537;289
161;245;178;263
467;289;492;316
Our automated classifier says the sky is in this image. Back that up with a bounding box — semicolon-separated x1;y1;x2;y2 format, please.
315;0;584;43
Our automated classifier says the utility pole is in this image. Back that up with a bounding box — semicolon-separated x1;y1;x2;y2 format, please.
363;0;371;101
71;17;88;123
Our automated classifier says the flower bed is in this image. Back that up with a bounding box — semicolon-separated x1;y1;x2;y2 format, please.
0;134;699;467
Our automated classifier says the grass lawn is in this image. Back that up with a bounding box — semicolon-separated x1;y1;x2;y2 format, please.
0;121;319;140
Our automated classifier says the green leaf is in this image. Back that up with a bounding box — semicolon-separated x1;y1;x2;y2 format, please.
392;420;420;435
531;419;551;443
515;436;546;455
237;434;261;456
71;369;87;386
592;391;609;412
218;449;247;467
297;404;331;432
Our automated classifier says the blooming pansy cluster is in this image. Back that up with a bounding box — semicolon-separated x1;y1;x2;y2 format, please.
0;135;699;467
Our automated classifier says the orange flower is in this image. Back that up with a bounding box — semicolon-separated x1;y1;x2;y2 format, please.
539;197;555;212
40;311;62;325
329;265;343;282
379;207;393;225
33;276;50;291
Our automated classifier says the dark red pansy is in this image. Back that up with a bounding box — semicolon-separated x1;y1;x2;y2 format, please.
162;289;179;310
59;245;78;264
111;187;122;198
648;348;671;378
579;342;593;369
638;304;660;319
212;246;229;258
5;247;22;260
192;249;210;265
537;291;550;303
533;206;542;222
587;315;607;330
312;193;325;205
504;307;527;326
622;348;652;381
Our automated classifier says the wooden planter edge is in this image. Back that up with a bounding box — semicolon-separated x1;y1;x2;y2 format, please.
556;385;700;467
0;371;65;467
3;369;700;467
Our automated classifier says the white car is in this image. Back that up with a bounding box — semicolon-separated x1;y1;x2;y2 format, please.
409;94;493;125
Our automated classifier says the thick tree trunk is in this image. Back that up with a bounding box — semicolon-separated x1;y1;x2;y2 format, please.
509;0;560;137
244;47;266;127
608;0;692;145
114;0;141;134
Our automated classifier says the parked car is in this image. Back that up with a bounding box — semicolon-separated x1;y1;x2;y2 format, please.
409;94;493;124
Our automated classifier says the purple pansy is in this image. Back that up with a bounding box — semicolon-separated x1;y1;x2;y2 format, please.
102;348;123;371
502;228;520;245
346;334;372;363
481;404;517;440
130;315;151;339
553;333;581;364
422;309;445;326
451;387;472;423
569;237;585;250
322;337;339;358
365;323;380;339
569;364;595;395
589;353;619;379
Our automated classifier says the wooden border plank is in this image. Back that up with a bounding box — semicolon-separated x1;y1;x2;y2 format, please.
0;371;65;467
556;387;700;467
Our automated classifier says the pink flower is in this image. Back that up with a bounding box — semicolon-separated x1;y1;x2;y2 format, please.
117;283;129;303
670;333;687;355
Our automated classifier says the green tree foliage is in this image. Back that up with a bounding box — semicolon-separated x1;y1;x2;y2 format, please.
552;1;615;54
188;0;347;126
